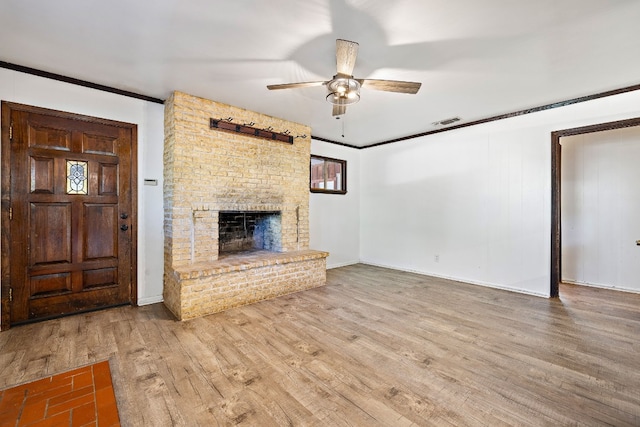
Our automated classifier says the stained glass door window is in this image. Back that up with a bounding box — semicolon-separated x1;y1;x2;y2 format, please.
66;160;88;194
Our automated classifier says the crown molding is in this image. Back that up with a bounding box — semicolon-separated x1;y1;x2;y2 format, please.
0;61;165;104
4;60;639;147
313;83;640;149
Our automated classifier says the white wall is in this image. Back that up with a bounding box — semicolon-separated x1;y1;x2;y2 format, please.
3;68;640;304
309;140;360;269
360;90;640;297
0;68;165;306
561;127;640;293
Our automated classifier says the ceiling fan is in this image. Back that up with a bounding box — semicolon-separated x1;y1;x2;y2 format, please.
267;39;422;116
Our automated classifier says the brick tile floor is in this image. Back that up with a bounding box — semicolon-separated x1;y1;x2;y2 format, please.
0;361;120;427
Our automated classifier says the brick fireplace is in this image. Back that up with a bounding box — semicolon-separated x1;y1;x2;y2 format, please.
163;91;328;320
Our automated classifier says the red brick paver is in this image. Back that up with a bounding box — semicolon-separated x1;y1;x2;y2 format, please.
0;361;120;427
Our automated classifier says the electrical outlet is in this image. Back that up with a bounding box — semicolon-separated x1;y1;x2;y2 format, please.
434;255;439;262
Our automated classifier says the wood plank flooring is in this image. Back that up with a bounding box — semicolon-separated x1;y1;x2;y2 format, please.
1;264;639;426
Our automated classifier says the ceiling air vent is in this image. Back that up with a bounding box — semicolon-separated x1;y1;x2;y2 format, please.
432;117;461;126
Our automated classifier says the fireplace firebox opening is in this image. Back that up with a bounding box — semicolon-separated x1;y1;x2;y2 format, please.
218;211;282;254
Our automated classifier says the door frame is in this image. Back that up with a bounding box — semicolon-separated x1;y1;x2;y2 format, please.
550;116;640;297
1;101;138;330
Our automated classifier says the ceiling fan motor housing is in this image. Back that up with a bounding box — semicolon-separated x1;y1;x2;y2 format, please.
326;75;361;105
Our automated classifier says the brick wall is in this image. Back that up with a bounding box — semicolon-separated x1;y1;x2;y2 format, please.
163;91;326;320
164;91;311;265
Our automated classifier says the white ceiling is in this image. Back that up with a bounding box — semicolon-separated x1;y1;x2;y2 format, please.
2;0;640;147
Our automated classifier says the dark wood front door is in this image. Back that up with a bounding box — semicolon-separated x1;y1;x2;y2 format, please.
1;102;137;328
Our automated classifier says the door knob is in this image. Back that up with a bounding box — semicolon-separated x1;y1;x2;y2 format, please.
120;224;129;231
120;213;128;219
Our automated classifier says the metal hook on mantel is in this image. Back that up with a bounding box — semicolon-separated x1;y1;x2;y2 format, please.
210;116;302;143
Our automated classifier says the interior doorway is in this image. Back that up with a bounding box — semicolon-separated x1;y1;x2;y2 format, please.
550;117;640;297
1;102;138;329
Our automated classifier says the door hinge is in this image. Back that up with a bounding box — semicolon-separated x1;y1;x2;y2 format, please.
9;121;13;141
8;287;12;302
9;208;12;220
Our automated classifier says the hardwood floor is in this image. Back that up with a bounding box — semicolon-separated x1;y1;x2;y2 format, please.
1;264;639;426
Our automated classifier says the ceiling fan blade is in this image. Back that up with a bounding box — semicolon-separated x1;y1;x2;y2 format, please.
267;81;326;90
332;104;346;116
336;39;359;76
359;79;422;94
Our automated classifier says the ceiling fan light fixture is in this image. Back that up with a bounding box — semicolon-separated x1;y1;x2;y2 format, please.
267;39;421;116
326;77;361;105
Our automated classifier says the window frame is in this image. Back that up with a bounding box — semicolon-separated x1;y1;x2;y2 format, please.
309;154;347;195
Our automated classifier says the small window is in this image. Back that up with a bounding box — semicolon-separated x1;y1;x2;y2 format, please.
310;155;347;194
66;160;88;195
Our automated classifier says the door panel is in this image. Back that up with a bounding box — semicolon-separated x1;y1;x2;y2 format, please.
30;203;72;265
83;133;117;155
30;273;72;297
83;268;118;289
84;204;118;260
98;163;118;195
28;124;71;151
1;102;137;327
30;157;56;193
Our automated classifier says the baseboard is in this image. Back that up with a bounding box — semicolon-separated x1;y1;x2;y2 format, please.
137;295;164;306
359;261;549;298
327;261;360;269
562;280;640;294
